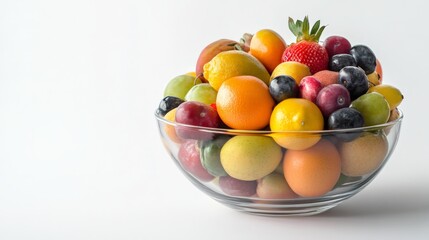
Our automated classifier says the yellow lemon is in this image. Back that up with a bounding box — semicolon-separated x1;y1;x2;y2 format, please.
270;98;324;150
203;50;271;91
368;84;404;110
270;61;311;85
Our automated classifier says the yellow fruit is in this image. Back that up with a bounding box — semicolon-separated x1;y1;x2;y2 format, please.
367;71;381;87
203;50;271;91
339;133;388;177
163;108;182;143
270;98;324;150
368;84;404;110
186;72;197;77
220;136;282;181
270;61;311;85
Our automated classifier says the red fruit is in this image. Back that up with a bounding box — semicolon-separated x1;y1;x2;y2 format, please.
178;140;215;182
299;76;323;103
282;16;329;74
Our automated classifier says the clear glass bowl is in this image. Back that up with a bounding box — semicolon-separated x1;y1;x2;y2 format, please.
155;109;403;216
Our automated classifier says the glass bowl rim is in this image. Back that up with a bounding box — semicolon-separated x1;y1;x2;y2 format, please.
154;108;403;135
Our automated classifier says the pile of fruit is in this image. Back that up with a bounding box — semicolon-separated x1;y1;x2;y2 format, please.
157;16;404;199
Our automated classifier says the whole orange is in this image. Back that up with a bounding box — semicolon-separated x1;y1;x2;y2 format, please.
249;29;287;73
283;139;341;197
216;75;275;130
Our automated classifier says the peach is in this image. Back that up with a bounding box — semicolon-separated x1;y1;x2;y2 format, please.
312;70;339;87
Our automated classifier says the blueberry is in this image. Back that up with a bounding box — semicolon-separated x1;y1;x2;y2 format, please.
328;107;365;141
269;75;299;103
338;66;369;100
329;54;357;72
350;45;377;74
158;96;185;116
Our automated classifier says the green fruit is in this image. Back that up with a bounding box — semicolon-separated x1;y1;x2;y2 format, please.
350;92;390;126
199;136;229;177
163;74;202;100
185;83;218;105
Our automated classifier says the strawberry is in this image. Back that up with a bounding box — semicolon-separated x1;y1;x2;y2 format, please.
282;16;328;74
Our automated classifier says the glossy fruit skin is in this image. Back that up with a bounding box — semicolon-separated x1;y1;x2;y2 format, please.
327;107;365;141
368;84;404;110
178;140;214;182
283;139;341;197
249;29;287;73
269;75;299;103
350;92;390;126
316;84;351;118
282;41;329;74
299;76;323;103
203;50;271;91
350;45;377;74
195;39;239;82
329;54;357;72
184;83;217;105
199;136;229;177
216;75;274;130
270;61;311;85
157;96;184;116
218;176;257;197
338;66;369;100
323;35;352;58
163;74;202;100
175;101;220;140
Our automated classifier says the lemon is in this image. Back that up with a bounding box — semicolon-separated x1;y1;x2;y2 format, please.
368;84;404;110
270;61;311;85
220;136;282;181
203;50;271;91
270;98;324;150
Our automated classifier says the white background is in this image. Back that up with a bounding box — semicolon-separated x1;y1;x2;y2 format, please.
0;0;428;239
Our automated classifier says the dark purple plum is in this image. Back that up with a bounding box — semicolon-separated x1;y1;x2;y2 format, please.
329;54;357;72
299;76;323;103
157;96;185;116
219;175;257;197
269;75;299;103
338;66;369;100
328;107;364;141
175;101;220;140
316;84;351;118
350;45;377;74
323;35;352;58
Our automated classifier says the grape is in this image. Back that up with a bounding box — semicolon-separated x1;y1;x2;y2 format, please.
163;74;202;100
350;92;390;126
269;75;299;103
178;140;214;182
316;84;351;118
299;76;323;103
175;101;220;140
328;107;364;141
157;96;184;116
185;83;218;105
199;136;230;177
329;54;357;72
218;175;257;197
323;35;352;58
338;66;369;100
350;45;377;74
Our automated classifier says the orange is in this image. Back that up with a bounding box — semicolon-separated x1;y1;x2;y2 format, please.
270;61;311;85
163;108;182;143
283;139;341;197
216;75;274;130
270;98;324;150
249;29;287;73
376;58;383;83
203;50;271;91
